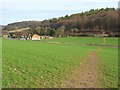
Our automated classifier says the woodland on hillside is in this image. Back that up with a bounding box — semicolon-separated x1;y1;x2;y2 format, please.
3;8;119;37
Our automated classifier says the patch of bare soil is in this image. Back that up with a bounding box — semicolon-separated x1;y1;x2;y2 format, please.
62;51;101;88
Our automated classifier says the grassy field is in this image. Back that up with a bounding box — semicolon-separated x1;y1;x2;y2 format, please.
2;37;118;88
98;47;118;88
45;37;118;46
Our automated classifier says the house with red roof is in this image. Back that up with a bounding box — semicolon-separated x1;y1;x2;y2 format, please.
32;34;40;40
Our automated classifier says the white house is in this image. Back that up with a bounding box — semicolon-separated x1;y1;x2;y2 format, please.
49;37;53;39
32;34;40;40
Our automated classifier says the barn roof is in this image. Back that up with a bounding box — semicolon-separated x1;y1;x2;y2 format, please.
32;34;40;38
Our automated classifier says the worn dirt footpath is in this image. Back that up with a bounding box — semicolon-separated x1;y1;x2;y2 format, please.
62;51;101;88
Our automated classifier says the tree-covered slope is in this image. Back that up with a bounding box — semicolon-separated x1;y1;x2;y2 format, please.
3;8;118;36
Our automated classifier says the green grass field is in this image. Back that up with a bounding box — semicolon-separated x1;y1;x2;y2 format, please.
45;37;118;46
2;37;118;88
98;47;118;88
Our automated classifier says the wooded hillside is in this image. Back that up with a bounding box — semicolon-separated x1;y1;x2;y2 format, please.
3;8;118;36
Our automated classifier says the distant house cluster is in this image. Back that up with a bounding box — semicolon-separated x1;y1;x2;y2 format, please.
2;31;53;40
2;28;119;40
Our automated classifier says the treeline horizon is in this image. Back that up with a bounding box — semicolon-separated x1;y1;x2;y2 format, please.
3;7;118;36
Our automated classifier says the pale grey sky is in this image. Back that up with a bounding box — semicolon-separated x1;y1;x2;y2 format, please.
1;0;119;25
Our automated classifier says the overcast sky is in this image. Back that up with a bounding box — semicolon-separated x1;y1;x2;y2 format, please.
0;0;119;25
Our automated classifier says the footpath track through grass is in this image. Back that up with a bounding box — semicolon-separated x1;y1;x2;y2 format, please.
62;51;101;88
2;37;118;88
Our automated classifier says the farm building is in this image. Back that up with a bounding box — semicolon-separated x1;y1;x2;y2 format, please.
20;34;28;40
44;36;53;39
49;37;53;39
32;34;41;40
2;31;8;38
